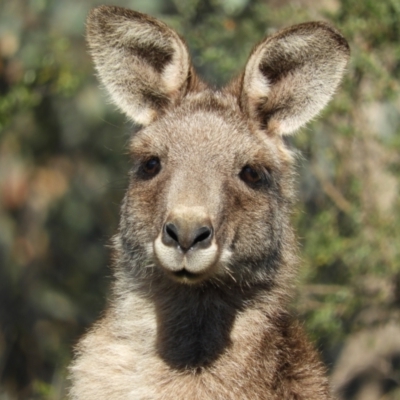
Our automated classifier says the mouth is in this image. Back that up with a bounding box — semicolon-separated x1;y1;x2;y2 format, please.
153;235;220;283
171;268;203;283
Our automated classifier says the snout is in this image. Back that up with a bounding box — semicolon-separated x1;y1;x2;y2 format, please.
154;207;219;282
162;217;213;252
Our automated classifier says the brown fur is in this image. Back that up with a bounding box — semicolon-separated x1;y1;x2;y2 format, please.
69;6;350;399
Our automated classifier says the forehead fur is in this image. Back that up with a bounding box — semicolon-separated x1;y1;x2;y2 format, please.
129;90;294;171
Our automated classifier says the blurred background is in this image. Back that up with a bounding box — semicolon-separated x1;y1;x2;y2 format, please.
0;0;399;399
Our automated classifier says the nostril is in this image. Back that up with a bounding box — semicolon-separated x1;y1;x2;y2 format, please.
192;226;212;246
161;219;214;251
165;223;179;243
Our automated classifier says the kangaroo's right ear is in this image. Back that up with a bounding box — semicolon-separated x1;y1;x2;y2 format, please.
239;22;350;136
86;6;192;125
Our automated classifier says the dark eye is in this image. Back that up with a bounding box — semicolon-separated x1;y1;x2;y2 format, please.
140;157;161;178
240;166;262;185
239;165;271;188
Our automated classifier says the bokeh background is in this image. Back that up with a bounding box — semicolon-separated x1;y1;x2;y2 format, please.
1;0;400;399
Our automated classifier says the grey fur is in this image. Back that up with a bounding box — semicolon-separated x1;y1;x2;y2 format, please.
69;6;350;399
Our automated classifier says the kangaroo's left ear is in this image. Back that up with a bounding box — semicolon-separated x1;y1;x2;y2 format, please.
239;22;350;135
86;6;193;126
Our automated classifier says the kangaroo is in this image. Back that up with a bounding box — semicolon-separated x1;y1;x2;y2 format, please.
69;5;349;400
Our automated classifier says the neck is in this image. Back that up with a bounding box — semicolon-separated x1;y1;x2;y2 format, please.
112;237;294;370
155;283;264;369
115;270;286;370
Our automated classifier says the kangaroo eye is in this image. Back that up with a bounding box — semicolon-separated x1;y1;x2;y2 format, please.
240;165;262;185
240;165;273;188
141;157;161;178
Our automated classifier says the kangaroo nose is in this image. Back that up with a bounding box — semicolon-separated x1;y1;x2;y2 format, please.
162;215;213;252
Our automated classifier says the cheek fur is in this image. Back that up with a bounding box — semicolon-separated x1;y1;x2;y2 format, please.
221;182;286;266
123;178;169;244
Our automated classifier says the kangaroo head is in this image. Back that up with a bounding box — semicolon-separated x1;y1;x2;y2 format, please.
87;6;349;287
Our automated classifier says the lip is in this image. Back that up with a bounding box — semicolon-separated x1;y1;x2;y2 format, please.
168;268;207;284
153;234;220;279
173;269;197;279
170;268;205;284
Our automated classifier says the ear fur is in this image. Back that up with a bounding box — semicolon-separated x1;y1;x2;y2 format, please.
240;22;350;135
86;6;192;125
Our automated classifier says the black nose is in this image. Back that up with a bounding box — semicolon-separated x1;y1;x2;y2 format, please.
162;219;213;252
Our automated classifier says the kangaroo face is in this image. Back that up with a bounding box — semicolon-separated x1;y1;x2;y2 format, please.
122;93;293;284
86;6;349;286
